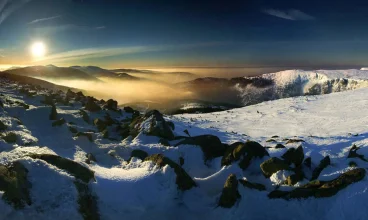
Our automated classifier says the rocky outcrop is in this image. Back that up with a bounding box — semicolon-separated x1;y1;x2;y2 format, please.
218;174;241;208
281;145;304;166
144;154;196;191
311;156;330;180
260;157;290;177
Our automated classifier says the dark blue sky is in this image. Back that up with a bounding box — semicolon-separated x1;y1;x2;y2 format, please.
1;0;368;68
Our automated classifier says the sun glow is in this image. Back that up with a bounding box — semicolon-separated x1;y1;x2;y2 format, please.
30;42;46;58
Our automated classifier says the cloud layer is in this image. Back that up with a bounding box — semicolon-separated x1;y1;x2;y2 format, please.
262;9;315;21
28;15;62;24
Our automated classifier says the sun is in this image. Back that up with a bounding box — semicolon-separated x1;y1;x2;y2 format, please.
30;42;46;58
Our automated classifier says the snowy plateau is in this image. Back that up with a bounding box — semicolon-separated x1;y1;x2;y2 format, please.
0;69;368;220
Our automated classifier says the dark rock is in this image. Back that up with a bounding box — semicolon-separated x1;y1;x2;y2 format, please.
80;110;90;123
84;97;101;112
93;118;107;132
266;139;277;143
272;168;366;199
0;162;32;209
260;157;290;177
29;154;95;183
42;95;55;106
2;132;17;143
129;149;148;161
144;154;196;191
101;129;109;139
66;89;76;99
176;135;226;161
285;166;304;186
104;99;118;111
0;120;7;130
166;121;175;130
74;181;100;220
281;145;304;166
123;106;134;113
49;104;58;120
275;144;285;149
285;139;305;144
183;129;191;137
76;132;93;142
311;156;330;180
347;144;367;162
69;126;78;134
304;157;312;168
85;153;97;164
349;161;357;167
221;141;269;169
238;179;266;191
179;157;185;166
218;174;241;208
52;118;66;127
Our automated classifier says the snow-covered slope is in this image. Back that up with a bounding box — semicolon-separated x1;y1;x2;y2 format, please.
1;75;368;220
235;69;368;105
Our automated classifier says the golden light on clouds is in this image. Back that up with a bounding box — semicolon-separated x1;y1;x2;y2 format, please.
30;42;46;58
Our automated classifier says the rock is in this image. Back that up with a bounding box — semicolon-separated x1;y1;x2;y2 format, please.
80;110;90;123
130;110;175;140
129;149;148;161
285;139;305;144
183;129;191;137
260;157;290;177
74;181;100;220
238;179;266;191
218;174;241;208
311;156;330;180
166;121;175;130
144;154;196;190
281;145;304;166
29;154;95;183
0;120;7;130
104;99;118;111
347;144;367;162
176;135;226;161
221;141;269;169
2;132;17;143
123;106;134;113
0;162;32;209
69;126;78;134
84;97;101;112
285;166;304;185
266;139;277;143
275;144;285;149
101;129;109;139
179;157;185;166
42;95;55;106
349;161;358;167
116;123;130;139
52;118;66;127
304;157;312;168
93;118;107;132
0;99;3;108
66;89;76;99
104;114;115;126
271;168;366;199
49;104;58;120
85;153;97;164
75;132;93;142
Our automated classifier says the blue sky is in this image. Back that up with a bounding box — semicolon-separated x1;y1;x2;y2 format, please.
0;0;368;69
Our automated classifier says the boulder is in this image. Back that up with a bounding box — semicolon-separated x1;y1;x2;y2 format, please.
80;110;90;123
176;135;226;161
84;97;101;112
281;145;304;166
49;104;58;120
311;156;330;180
144;154;196;191
218;174;241;208
93;118;107;132
104;99;118;111
0;162;32;209
101;129;109;139
129;149;148;162
0;120;7;131
270;168;366;199
222;141;269;169
2;132;17;143
260;157;290;177
123;106;134;113
29;154;95;183
75;132;93;142
74;181;100;220
130;110;174;140
52;118;66;127
275;144;285;149
85;153;97;164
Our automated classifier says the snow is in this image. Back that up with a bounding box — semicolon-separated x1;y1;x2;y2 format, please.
1;76;368;219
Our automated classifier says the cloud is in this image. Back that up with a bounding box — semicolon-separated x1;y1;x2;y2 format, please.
32;24;106;34
33;42;227;63
262;8;315;21
28;15;62;24
0;0;32;25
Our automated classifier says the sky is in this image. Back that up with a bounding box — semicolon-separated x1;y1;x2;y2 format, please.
1;0;368;70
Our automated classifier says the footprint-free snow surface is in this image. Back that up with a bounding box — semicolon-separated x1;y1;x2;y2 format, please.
1;77;368;220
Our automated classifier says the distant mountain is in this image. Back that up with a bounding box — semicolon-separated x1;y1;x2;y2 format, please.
4;65;101;82
179;69;368;106
71;66;137;79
